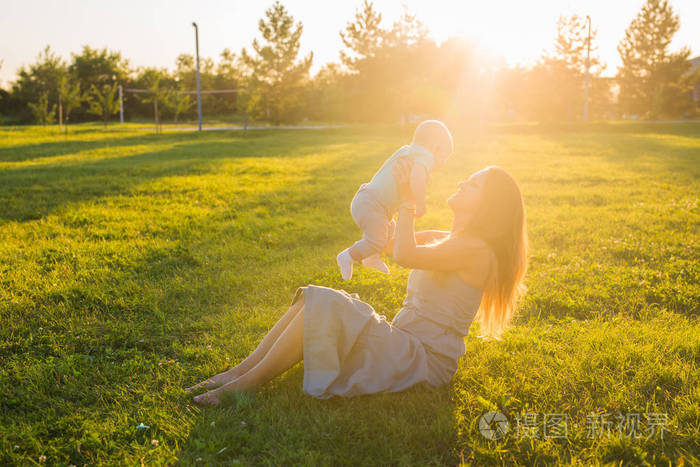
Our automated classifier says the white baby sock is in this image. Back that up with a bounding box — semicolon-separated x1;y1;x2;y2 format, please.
362;253;390;274
336;249;354;281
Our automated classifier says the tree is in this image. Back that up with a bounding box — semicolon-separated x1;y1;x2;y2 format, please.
164;86;194;123
383;6;434;121
384;4;429;48
174;52;226;115
128;67;173;122
11;46;66;122
0;60;8;122
87;83;119;128
617;0;695;118
136;76;171;134
58;75;83;132
214;48;242;114
525;14;605;121
241;1;313;124
307;63;347;122
69;46;129;121
28;92;56;126
0;88;22;125
69;46;129;90
339;0;385;72
174;53;215;90
338;2;438;122
549;15;603;76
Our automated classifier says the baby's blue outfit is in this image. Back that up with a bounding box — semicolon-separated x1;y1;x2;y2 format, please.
365;143;435;211
350;143;435;259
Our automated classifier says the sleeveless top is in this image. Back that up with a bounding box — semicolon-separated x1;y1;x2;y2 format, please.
401;269;483;334
391;269;483;371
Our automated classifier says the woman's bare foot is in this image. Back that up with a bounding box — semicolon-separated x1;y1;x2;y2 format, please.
192;389;222;406
185;378;217;392
185;368;241;392
192;375;253;406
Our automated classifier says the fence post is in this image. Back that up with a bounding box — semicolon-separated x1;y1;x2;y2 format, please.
119;85;124;124
193;22;203;132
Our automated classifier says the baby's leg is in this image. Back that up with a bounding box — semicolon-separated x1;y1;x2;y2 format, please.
358;217;394;274
338;190;391;280
348;193;392;262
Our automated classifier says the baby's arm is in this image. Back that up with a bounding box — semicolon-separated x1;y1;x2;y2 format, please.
409;163;429;217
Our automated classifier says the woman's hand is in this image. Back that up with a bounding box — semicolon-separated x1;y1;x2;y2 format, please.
392;158;414;203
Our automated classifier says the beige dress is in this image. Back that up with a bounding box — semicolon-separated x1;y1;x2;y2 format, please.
293;269;483;399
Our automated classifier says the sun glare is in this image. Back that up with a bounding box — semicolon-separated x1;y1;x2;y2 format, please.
411;0;571;68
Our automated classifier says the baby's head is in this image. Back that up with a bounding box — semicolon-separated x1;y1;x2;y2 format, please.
412;120;453;168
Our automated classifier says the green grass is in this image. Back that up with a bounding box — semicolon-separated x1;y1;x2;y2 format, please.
0;122;698;465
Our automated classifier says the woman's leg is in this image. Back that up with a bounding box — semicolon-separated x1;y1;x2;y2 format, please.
185;298;304;391
193;307;304;406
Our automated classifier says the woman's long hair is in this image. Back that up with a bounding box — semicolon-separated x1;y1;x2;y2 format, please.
458;166;528;339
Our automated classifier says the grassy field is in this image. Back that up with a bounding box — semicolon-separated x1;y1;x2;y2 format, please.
0;122;698;465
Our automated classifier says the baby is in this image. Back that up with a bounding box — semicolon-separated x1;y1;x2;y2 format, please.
336;120;454;280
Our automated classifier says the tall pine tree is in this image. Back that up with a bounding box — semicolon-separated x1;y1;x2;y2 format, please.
617;0;695;118
241;1;312;124
339;0;385;72
527;14;606;121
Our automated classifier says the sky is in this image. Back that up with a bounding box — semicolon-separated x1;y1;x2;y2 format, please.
1;0;699;87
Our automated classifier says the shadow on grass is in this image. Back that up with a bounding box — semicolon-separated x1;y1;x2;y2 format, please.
0;128;363;223
0;127;360;164
533;122;699;177
0;131;196;163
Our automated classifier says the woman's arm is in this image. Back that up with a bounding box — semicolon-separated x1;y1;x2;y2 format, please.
381;230;449;254
409;163;428;218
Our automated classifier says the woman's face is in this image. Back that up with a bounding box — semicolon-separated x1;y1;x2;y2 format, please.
447;168;488;216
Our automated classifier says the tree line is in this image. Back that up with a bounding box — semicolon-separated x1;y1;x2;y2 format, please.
0;0;697;127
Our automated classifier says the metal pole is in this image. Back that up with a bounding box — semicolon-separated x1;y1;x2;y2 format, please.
58;94;63;131
192;22;203;132
118;85;124;124
584;15;591;122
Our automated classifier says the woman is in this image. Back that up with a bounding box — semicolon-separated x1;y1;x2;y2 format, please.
187;160;528;405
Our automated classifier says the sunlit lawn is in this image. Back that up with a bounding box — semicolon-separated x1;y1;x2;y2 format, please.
0;122;698;465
